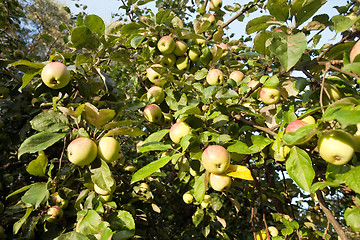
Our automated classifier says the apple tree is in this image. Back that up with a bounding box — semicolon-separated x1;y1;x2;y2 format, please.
2;0;360;239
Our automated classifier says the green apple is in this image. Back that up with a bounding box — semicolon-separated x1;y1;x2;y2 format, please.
147;86;165;104
97;137;121;163
301;115;316;125
350;40;360;62
144;104;163;123
188;47;201;62
163;112;173;124
146;64;166;86
124;165;137;172
173;40;188;56
201;194;211;208
67;137;97;166
41;62;71;89
229;70;244;84
269;143;291;162
157;35;175;54
169;122;191;144
209;173;231;191
209;0;222;11
259;87;280;105
193;37;206;46
201;145;230;174
176;56;190;70
353;123;360;152
206;69;224;86
217;43;228;57
94;182;116;196
160;54;176;67
13;49;25;59
285;120;309;133
46;206;63;223
324;83;342;102
318;130;355;165
49;192;68;209
183;192;194;204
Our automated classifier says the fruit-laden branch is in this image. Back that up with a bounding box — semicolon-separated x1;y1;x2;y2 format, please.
206;0;260;41
315;190;349;240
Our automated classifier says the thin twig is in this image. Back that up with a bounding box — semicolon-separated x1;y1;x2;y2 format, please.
234;115;278;137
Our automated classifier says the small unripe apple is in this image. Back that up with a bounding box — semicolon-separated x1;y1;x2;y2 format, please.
41;62;71;89
144;104;163;123
157;35;175;54
206;69;224;86
193;38;206;46
183;192;194;204
318;130;355;165
176;56;190;70
13;49;25;59
350;40;360;62
97;137;121;163
229;71;244;84
285;120;309;133
67;137;97;166
147;86;165;104
209;0;222;11
169;122;191;144
259;87;280;105
146;64;166;86
200;194;211;208
173;40;188;56
209;173;231;191
160;54;176;67
201;145;230;174
188;47;201;62
47;206;63;223
324;83;342;102
124;165;137;172
301;115;316;125
49;192;68;209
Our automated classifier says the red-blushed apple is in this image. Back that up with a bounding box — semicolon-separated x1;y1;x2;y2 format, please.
169;122;191;144
301;115;316;125
353;123;360;152
229;70;244;84
209;173;231;191
201;145;230;174
176;56;190;70
67;137;97;166
144;104;163;123
209;0;222;11
41;62;70;89
146;64;166;86
97;137;121;163
206;69;224;86
183;192;194;204
350;40;360;62
46;206;63;223
49;192;68;209
188;47;201;62
259;86;280;105
318;129;355;165
173;40;188;56
160;54;176;67
285;120;309;133
246;80;260;97
147;86;165;104
217;43;229;57
202;13;215;24
157;35;175;54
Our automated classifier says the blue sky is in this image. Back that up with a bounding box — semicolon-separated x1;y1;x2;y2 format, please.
60;0;341;45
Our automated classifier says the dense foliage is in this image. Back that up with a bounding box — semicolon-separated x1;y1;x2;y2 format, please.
1;0;360;239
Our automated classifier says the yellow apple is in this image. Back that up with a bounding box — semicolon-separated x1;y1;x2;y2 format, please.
144;104;163;123
201;145;230;174
97;137;121;163
209;173;231;191
157;35;175;54
259;87;280;105
173;40;188;56
67;137;97;166
229;70;244;84
46;206;63;223
147;86;165;104
318;130;355;165
188;47;201;62
353;123;360;152
350;40;360;62
206;69;224;86
169;122;191;144
183;192;194;204
146;64;166;86
176;56;190;70
160;54;176;67
41;62;70;89
301;115;316;125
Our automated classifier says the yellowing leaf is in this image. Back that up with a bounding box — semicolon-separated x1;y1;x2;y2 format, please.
226;165;253;181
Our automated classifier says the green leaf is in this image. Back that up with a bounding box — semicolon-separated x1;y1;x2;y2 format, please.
194;68;208;80
13;207;33;234
84;103;116;128
84;14;105;35
266;0;290;21
291;0;326;27
90;159;115;193
71;26;99;50
264;75;280;87
144;129;170;143
26;151;48;177
75;53;92;67
283;124;318;145
121;22;146;34
245;15;276;34
9;60;44;69
174;106;201;119
21;183;49;209
192;207;204;227
343;62;360;75
137;142;172;153
345;166;360;194
286;147;315;192
333;110;360;128
269;32;307;71
6;183;36;200
215;88;238;99
344;206;360;232
130;35;145;49
227;136;272;154
18;132;66;159
310;181;340;193
193;173;206;202
331;15;360;33
156;9;172;24
104;126;145;137
253;31;273;55
76;209;110;235
108;210;135;239
21;68;42;90
55;231;89;240
131;154;182;184
30;111;69;132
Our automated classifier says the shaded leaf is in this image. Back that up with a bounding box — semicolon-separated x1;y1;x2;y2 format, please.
30;111;69;132
21;183;49;209
84;14;105;35
246;15;276;34
26;151;48;177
